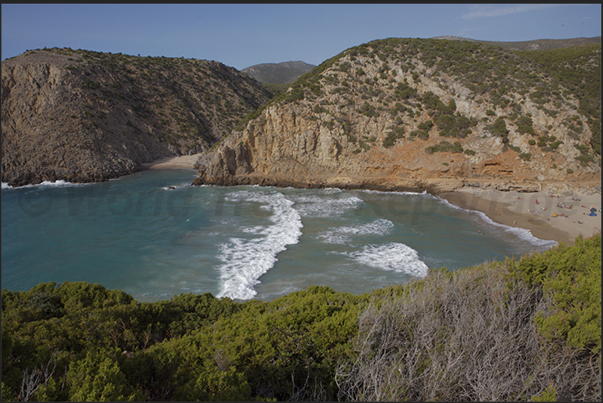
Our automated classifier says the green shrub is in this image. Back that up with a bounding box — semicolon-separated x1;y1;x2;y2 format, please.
509;235;601;352
519;152;532;161
417;120;433;131
359;101;379;118
425;140;463;154
516;115;536;135
488;117;509;141
383;127;405;148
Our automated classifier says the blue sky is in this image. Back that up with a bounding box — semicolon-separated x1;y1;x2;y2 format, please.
2;4;600;70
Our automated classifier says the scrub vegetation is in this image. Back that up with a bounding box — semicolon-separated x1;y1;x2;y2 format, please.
2;234;600;401
235;38;600;168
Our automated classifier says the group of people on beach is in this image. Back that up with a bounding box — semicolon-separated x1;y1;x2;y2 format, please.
513;193;599;236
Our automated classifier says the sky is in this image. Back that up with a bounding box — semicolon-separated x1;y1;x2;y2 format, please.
1;4;601;70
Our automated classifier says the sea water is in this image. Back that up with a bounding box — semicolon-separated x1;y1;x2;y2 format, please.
1;169;557;302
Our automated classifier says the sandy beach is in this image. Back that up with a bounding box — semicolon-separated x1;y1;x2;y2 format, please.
441;187;601;245
141;153;203;170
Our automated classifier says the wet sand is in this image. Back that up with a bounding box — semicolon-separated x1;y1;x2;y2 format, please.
441;188;601;245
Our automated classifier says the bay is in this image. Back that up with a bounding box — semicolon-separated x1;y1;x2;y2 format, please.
1;169;556;302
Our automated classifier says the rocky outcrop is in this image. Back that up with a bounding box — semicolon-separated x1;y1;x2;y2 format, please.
1;48;271;186
194;38;601;194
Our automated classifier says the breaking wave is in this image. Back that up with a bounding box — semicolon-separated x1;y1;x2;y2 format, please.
215;191;303;300
343;242;429;278
318;218;394;244
287;192;364;218
1;180;91;189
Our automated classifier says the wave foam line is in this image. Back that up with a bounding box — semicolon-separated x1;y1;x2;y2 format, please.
2;180;92;189
289;194;364;218
359;189;428;196
346;242;429;278
319;218;394;244
435;195;558;248
216;191;303;300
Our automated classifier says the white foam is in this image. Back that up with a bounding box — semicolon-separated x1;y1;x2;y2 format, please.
215;191;303;300
318;218;394;244
343;242;429;278
435;196;558;248
161;183;191;191
359;189;427;197
1;180;91;189
288;193;364;218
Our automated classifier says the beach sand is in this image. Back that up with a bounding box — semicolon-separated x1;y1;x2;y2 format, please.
141;153;203;170
441;187;601;245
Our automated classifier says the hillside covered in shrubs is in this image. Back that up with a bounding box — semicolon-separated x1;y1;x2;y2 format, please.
1;48;271;186
197;38;600;193
2;234;600;401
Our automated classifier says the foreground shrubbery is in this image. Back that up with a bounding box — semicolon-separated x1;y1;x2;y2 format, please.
2;235;600;401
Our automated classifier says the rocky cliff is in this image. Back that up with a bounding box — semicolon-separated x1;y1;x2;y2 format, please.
1;48;271;186
195;38;601;193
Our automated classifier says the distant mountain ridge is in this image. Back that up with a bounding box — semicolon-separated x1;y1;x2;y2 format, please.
242;61;316;84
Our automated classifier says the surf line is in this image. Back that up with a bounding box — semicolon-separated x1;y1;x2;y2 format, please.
215;190;303;300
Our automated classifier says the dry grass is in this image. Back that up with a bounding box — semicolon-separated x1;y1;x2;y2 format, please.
336;263;601;401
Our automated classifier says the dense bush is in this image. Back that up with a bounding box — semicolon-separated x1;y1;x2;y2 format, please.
425;140;464;154
382;126;405;148
509;235;601;352
488;116;509;142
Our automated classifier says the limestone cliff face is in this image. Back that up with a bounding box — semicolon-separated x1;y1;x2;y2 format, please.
195;38;601;193
2;48;271;186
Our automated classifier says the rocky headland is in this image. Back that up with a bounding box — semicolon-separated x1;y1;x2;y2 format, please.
1;48;271;186
194;38;601;196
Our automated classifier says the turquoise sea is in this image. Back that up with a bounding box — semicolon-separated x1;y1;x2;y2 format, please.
2;169;557;302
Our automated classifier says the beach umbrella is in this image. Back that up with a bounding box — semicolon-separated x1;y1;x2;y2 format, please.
590;207;597;213
588;212;597;217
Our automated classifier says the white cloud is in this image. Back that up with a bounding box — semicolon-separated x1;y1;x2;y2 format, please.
461;4;559;20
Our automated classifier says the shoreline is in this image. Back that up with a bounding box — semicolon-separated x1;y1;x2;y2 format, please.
8;152;599;247
440;188;601;246
140;153;203;171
